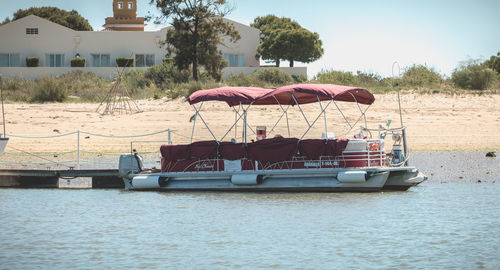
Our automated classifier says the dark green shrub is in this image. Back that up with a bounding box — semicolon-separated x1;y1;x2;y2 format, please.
116;57;134;67
145;62;189;89
163;57;174;65
452;61;497;90
401;65;442;87
292;74;308;83
31;77;68;102
252;68;293;85
26;57;40;67
70;58;86;67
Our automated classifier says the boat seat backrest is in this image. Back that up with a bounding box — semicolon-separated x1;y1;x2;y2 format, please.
248;137;299;163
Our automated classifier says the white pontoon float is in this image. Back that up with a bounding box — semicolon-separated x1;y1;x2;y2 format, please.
119;84;426;192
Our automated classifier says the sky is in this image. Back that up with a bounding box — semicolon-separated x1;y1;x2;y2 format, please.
1;0;499;78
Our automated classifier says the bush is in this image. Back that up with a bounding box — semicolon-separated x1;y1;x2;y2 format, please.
116;57;134;67
26;57;40;67
124;69;150;91
163;57;174;65
252;68;293;85
484;52;500;74
57;71;108;101
145;62;189;89
355;71;383;86
70;58;86;67
401;65;442;87
452;60;497;90
292;74;308;83
31;77;68;102
314;70;356;85
224;73;259;87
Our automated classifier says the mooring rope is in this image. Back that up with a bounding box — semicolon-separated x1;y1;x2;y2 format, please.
1;128;171;139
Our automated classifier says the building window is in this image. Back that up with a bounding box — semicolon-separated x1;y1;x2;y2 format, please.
45;54;65;67
26;28;39;35
223;54;245;67
91;54;111;67
118;2;123;9
135;54;155;67
128;2;133;9
0;53;21;67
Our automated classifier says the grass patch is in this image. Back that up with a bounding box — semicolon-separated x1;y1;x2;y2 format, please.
1;65;498;104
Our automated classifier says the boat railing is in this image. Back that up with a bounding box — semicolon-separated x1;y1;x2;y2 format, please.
171;139;386;173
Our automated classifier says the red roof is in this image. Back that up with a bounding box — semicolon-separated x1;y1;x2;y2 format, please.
187;84;375;106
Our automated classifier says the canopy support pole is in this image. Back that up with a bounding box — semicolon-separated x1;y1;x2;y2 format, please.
343;105;371;137
286;111;290;137
243;108;247;145
299;100;333;140
333;100;353;129
350;92;368;130
234;104;240;139
221;103;253;143
190;102;203;143
232;106;256;136
192;103;218;142
292;94;311;128
317;96;328;141
267;97;291;137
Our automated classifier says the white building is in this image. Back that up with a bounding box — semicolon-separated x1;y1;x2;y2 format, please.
0;2;306;79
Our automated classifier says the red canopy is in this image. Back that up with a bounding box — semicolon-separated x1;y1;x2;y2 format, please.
188;84;375;106
187;86;272;106
255;84;375;105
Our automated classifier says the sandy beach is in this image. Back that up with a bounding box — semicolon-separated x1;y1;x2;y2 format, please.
2;93;499;156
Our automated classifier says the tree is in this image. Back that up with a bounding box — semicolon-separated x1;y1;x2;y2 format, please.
485;52;500;75
1;17;10;25
251;15;323;67
3;7;93;31
149;0;240;81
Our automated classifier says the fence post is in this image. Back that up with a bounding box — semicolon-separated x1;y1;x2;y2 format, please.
77;130;80;169
167;128;172;144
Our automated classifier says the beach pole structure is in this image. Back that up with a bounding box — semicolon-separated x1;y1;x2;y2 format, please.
0;74;6;137
392;61;408;165
77;130;80;170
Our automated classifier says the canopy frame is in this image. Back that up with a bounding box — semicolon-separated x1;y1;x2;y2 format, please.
186;84;375;143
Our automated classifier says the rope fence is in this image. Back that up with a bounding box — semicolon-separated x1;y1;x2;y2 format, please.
0;128;175;170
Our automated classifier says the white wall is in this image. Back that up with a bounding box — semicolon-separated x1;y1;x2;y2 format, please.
220;18;260;67
0;66;307;80
0;67;147;80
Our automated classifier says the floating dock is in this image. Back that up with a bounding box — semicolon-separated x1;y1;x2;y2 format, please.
0;169;123;188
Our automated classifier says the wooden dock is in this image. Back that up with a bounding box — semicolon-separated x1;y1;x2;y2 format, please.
0;169;123;188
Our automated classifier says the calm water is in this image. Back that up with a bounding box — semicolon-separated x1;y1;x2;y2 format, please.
1;183;499;269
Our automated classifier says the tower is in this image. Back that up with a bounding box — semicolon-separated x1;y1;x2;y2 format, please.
103;0;146;31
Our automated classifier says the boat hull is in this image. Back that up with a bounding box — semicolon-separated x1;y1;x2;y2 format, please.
0;137;8;157
383;169;427;191
127;169;392;192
